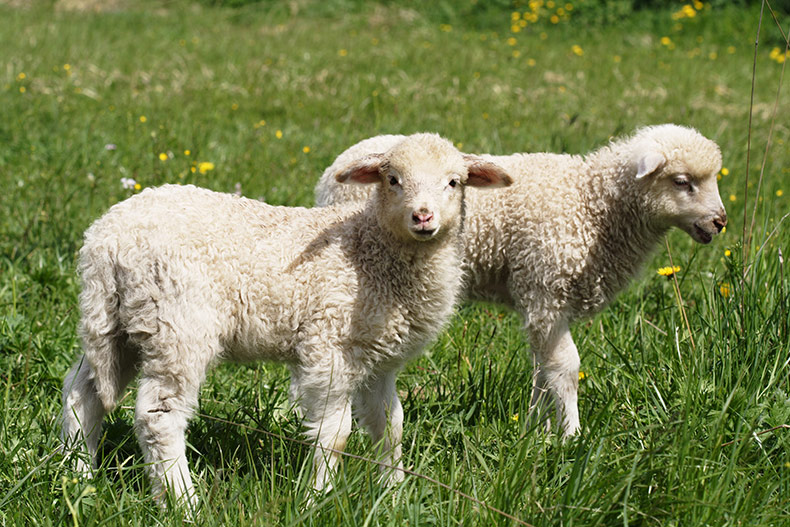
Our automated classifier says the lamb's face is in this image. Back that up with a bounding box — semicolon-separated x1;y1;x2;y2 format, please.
633;126;727;244
334;133;513;243
377;139;469;242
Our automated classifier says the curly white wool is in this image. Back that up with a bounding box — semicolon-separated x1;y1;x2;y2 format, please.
61;133;512;507
315;124;727;437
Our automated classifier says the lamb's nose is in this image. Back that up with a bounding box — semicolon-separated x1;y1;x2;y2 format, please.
713;212;727;233
412;212;434;225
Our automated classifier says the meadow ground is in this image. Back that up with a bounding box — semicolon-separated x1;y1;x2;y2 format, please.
0;1;788;525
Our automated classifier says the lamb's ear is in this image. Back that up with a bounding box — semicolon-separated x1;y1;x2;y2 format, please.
335;153;385;185
463;154;513;188
635;151;665;179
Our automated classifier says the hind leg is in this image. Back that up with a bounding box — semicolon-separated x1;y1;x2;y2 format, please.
134;335;218;508
61;356;106;475
61;346;138;474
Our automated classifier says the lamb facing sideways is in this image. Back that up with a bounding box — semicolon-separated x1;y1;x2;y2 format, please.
61;133;512;506
315;124;727;437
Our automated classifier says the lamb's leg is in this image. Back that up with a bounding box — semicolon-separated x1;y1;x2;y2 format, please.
530;321;581;437
61;346;138;474
61;356;108;475
297;370;353;493
353;371;404;486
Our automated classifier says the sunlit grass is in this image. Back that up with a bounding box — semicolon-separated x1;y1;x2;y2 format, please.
1;1;788;525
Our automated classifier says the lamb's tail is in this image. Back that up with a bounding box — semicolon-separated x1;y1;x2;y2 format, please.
76;244;128;412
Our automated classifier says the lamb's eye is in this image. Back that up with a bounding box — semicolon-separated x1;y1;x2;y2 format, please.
389;176;399;186
673;177;690;188
448;179;458;188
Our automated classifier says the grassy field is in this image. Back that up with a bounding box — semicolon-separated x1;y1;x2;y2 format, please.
1;0;789;525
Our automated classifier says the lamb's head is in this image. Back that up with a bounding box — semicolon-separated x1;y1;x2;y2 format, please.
630;124;727;244
334;133;512;242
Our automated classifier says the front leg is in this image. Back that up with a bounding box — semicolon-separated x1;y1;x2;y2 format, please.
353;371;404;486
529;320;581;437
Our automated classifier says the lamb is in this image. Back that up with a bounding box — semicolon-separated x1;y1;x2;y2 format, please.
315;124;727;437
60;133;512;506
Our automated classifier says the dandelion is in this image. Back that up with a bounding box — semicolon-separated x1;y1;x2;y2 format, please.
724;249;731;257
727;46;736;54
16;72;26;81
275;130;283;139
511;413;519;422
512;50;521;58
613;55;622;63
657;265;681;277
139;115;147;123
721;167;729;176
719;282;731;297
777;189;784;197
511;24;521;33
578;371;586;380
303;146;310;154
507;37;517;46
63;63;71;72
121;177;138;190
158;152;168;161
338;49;348;57
571;44;583;56
550;15;560;24
198;162;215;174
660;36;672;46
184;149;191;156
19;86;26;93
527;58;536;67
729;194;736;202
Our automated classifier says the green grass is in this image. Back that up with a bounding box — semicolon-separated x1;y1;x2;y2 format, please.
1;1;789;525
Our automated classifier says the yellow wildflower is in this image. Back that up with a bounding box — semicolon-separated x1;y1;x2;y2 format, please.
661;36;672;46
198;162;215;174
63;63;71;71
571;45;583;56
16;72;26;81
440;24;452;32
578;371;586;380
613;55;622;63
134;183;141;191
777;189;784;197
527;58;536;67
729;194;736;202
724;249;731;257
302;146;310;154
511;413;519;422
139;115;147;123
550;15;560;24
657;266;681;277
719;283;731;297
184;149;191;156
19;86;26;93
158;153;168;161
721;167;729;176
507;37;517;46
275;130;283;139
338;49;348;57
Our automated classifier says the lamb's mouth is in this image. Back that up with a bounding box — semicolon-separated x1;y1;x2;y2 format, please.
411;227;437;239
694;224;714;244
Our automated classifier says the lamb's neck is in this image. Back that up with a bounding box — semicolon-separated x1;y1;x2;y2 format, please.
582;164;668;297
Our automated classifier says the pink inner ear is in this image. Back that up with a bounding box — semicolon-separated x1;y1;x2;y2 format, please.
335;154;384;184
465;158;513;188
